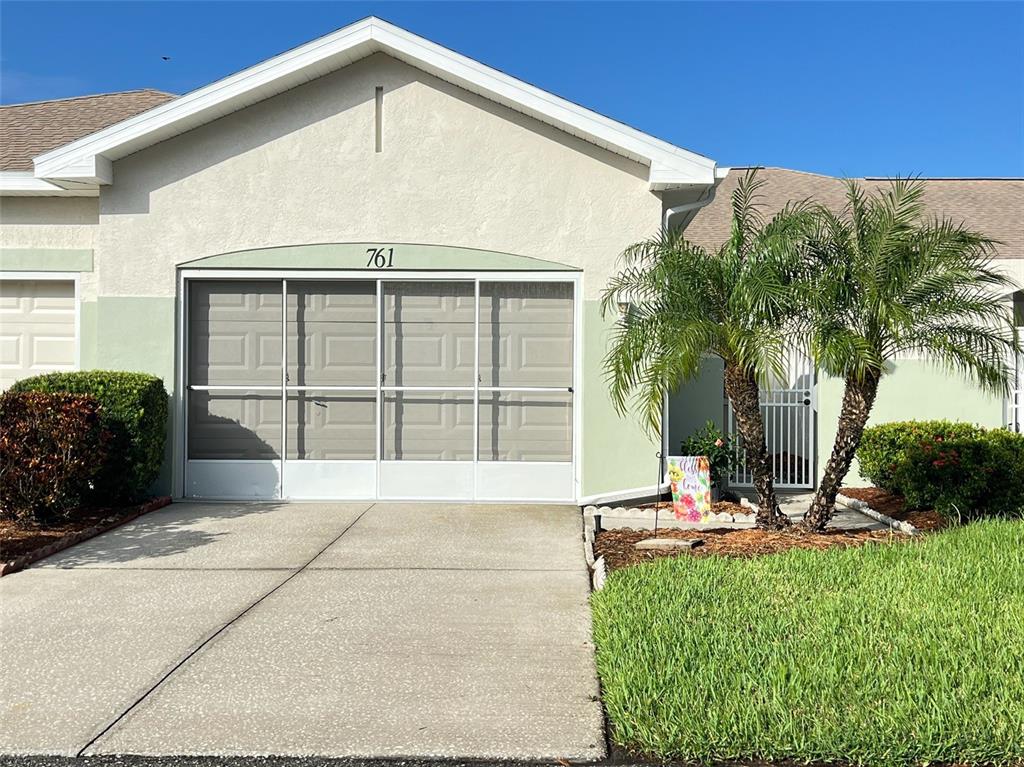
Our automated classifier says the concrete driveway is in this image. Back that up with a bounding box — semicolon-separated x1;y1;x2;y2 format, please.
0;502;604;760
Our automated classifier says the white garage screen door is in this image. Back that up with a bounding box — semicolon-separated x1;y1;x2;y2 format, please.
185;278;576;501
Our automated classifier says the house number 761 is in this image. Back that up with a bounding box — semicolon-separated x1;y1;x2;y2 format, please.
365;247;395;268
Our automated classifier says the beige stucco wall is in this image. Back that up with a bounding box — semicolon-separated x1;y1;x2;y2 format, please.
80;52;669;498
995;258;1024;293
0;196;98;242
97;53;661;300
0;197;99;298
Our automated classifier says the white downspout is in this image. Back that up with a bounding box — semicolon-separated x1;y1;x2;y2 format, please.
659;183;720;495
663;184;718;232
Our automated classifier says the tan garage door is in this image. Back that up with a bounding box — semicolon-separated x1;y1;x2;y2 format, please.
0;279;76;389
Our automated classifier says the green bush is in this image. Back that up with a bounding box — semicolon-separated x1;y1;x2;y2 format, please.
0;392;111;522
857;420;984;490
858;420;1024;520
10;371;168;503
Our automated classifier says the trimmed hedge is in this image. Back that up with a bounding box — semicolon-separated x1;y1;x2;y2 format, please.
858;420;1024;520
10;371;168;503
0;392;110;522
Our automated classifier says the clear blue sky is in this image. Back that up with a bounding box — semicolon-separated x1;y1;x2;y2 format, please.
2;1;1021;177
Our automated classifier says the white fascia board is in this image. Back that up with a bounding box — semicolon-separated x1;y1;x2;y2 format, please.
33;22;376;180
0;172;98;196
33;17;716;189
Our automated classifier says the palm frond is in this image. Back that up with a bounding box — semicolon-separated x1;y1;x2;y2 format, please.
601;167;812;435
803;177;1021;392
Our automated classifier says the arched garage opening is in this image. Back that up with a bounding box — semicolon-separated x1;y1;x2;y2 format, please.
177;244;582;502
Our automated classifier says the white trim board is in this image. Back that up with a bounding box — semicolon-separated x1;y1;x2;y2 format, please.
30;17;716;191
0;172;98;197
579;482;670;507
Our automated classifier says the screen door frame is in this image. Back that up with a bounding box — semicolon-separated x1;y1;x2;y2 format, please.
176;268;582;503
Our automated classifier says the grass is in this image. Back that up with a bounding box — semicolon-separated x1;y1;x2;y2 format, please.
591;521;1024;765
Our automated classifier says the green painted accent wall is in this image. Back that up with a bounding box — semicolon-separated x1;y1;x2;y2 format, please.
581;300;661;497
181;243;580;271
0;248;93;271
817;361;1005;485
79;301;98;370
92;296;178;494
93;297;176;383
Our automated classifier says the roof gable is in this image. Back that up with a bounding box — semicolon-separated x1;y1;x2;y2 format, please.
28;17;716;191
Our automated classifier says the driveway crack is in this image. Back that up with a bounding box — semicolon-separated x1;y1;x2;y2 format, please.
75;502;377;757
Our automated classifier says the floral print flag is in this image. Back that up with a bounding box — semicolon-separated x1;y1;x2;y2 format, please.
666;456;713;521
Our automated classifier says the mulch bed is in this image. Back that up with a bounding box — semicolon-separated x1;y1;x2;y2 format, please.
0;496;171;575
841;486;947;531
595;526;903;571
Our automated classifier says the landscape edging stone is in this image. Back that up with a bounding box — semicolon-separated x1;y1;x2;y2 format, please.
0;496;173;576
836;493;919;535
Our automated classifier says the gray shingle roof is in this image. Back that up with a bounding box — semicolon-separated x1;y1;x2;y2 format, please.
686;167;1024;259
0;89;176;171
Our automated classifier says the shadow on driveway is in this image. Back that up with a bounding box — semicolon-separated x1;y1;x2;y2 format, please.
35;502;294;568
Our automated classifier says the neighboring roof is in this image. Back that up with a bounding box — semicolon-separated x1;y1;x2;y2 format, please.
23;17;716;192
0;90;176;171
686;167;1024;259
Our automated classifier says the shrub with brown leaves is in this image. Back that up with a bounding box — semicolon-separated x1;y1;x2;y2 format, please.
0;391;110;523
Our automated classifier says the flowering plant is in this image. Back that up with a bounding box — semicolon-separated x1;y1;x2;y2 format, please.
680;420;736;490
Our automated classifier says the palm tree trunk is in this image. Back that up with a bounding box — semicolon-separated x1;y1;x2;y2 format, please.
803;370;881;531
723;362;789;529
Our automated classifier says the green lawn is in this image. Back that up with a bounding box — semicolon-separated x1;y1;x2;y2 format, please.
591;521;1024;766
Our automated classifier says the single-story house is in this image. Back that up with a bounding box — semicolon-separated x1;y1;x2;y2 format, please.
1;18;1020;502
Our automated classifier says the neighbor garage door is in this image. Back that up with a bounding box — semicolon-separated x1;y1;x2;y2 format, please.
0;279;76;389
184;276;577;502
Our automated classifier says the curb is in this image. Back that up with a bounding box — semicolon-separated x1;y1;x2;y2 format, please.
582;504;755;532
0;496;173;577
582;511;606;591
836;493;919;536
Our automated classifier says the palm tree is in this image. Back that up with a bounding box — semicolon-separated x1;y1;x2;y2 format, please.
802;178;1019;530
601;170;810;530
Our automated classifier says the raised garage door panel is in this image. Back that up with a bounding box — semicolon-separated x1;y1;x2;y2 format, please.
286;281;376;387
188;281;282;386
0;280;75;389
479;282;573;387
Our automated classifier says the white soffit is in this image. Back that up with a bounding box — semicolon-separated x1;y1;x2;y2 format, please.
31;17;716;190
0;172;98;196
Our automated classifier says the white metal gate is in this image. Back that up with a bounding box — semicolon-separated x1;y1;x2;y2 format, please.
727;354;816;490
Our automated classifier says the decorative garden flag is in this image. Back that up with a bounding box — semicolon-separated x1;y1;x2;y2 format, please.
666;456;713;522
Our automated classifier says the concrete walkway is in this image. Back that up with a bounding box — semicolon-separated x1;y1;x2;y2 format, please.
779;493;889;530
0;502;604;760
